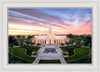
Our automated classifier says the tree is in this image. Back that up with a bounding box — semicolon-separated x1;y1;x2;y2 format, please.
76;37;82;44
19;36;26;45
31;42;35;45
27;35;34;40
27;35;34;49
26;40;30;44
61;43;64;46
66;34;74;45
16;35;21;39
80;35;84;39
66;34;73;39
66;46;74;56
36;43;40;46
19;38;24;45
84;35;91;47
9;36;18;55
65;42;69;45
70;39;75;45
16;35;21;45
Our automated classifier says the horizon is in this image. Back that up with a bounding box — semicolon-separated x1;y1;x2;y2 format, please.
8;8;92;35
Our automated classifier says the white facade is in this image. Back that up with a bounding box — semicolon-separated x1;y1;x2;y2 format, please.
34;35;69;44
33;22;69;44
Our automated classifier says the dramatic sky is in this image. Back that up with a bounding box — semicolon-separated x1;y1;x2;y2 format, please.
8;8;92;35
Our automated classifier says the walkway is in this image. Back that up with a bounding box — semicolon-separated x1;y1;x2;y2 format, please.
33;44;66;64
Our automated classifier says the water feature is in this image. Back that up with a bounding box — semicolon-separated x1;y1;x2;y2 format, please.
43;48;57;53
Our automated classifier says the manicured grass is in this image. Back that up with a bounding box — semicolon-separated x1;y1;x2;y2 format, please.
67;55;91;63
64;48;90;61
20;45;40;56
9;53;32;63
9;48;35;62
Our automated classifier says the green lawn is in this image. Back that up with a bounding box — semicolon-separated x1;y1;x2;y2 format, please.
64;48;90;61
9;48;36;62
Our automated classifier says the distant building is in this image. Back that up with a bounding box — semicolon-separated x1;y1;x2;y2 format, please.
32;22;69;44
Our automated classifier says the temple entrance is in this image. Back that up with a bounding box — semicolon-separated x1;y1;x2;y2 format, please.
49;40;51;45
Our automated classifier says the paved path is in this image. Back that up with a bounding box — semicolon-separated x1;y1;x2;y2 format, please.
33;45;66;64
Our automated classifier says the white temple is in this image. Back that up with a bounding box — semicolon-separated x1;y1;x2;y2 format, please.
32;19;69;45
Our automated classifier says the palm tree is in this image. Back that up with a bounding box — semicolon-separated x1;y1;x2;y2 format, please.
65;42;69;45
80;35;84;39
9;36;18;55
19;38;24;45
66;34;74;45
66;34;73;40
84;35;91;47
27;35;34;49
27;35;34;40
16;35;21;45
16;35;21;39
70;39;75;45
19;35;26;45
76;37;81;44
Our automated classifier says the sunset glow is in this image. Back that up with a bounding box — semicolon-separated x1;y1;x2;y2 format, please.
8;8;92;35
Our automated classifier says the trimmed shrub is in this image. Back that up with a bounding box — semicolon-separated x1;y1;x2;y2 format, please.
36;43;40;46
61;43;64;46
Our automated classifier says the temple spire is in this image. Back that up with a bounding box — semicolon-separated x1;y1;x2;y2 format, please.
47;17;52;44
49;17;51;31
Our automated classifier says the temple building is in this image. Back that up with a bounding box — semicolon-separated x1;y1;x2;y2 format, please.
32;20;69;45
